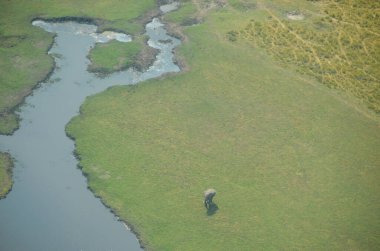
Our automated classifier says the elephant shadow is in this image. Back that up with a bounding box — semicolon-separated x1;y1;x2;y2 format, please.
206;202;219;216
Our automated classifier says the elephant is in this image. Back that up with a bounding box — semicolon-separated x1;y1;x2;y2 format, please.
204;188;216;209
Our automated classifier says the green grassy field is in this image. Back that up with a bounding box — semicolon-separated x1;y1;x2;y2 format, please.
67;0;380;250
0;153;13;199
0;0;156;135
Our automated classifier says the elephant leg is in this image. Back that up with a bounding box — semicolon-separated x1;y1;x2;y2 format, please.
205;199;210;209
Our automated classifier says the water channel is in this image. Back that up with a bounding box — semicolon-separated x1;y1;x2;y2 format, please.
0;6;180;250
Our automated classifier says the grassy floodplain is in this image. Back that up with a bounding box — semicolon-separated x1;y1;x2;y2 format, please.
0;153;13;199
0;0;156;135
67;0;380;250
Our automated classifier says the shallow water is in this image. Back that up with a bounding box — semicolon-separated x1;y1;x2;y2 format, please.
0;16;180;251
160;2;180;13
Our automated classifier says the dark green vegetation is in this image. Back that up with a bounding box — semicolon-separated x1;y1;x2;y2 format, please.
0;0;156;135
67;0;380;250
238;0;380;112
0;153;13;199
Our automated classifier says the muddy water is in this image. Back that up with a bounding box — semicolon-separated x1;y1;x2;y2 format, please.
0;16;180;251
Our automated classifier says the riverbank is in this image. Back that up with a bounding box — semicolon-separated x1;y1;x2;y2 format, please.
0;153;13;199
0;0;157;135
67;0;380;250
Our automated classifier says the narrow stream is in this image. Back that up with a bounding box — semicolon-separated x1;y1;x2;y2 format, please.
0;7;180;251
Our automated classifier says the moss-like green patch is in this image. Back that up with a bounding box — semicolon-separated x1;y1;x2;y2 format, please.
0;0;156;134
67;1;380;250
0;153;13;199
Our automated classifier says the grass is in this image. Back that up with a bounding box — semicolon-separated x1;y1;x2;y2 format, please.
0;113;18;135
164;1;198;25
88;35;158;75
88;40;143;74
237;0;380;112
67;0;380;250
0;153;13;199
0;0;156;134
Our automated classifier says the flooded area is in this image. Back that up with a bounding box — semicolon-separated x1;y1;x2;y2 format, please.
0;13;180;251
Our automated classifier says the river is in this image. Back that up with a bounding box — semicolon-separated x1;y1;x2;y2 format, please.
0;6;180;251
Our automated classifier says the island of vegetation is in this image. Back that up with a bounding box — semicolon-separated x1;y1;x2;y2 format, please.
88;36;159;76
